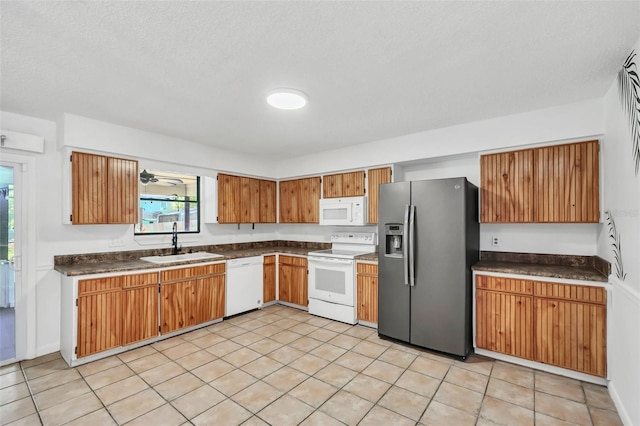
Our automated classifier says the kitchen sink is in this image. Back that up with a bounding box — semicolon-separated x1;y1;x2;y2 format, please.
140;251;224;264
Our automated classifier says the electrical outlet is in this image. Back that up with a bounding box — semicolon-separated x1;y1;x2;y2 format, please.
108;239;125;248
491;236;500;247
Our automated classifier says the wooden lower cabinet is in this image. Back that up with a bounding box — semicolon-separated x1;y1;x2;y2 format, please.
161;263;226;334
263;255;276;303
534;295;606;377
78;272;158;358
476;290;533;359
161;279;198;334
196;275;225;323
278;255;307;306
122;273;160;346
475;274;607;377
77;278;122;358
356;263;378;323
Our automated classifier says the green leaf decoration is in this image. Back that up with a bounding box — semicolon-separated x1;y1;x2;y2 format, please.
617;50;640;176
605;210;626;281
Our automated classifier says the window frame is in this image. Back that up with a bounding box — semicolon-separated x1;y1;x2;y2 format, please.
134;176;201;236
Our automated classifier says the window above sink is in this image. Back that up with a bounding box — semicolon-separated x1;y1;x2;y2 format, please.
135;169;200;235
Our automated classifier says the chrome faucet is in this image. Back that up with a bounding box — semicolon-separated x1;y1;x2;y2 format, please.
171;221;180;255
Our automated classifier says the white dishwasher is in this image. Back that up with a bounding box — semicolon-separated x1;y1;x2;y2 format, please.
225;256;263;317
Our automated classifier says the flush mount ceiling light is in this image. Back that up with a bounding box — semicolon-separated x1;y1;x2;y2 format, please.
266;88;308;110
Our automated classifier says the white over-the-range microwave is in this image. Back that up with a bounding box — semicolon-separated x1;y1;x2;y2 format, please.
319;196;367;226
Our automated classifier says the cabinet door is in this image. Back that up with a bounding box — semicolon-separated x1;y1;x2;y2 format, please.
241;177;260;223
259;180;277;223
278;256;307;306
341;171;365;197
367;167;392;224
263;255;276;303
122;284;158;346
323;174;343;198
279;179;299;223
476;289;533;359
290;264;308;306
72;152;108;224
480;149;533;223
107;156;138;224
160;280;197;334
196;275;225;323
533;140;599;223
299;177;320;223
218;174;241;223
356;263;378;323
534;298;606;377
77;277;122;357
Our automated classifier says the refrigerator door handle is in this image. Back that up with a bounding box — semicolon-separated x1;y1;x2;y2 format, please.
403;204;410;285
409;204;416;286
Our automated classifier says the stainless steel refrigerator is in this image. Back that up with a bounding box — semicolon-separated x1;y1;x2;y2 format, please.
377;177;479;358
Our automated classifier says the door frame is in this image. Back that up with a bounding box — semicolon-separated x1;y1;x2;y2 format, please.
0;152;37;364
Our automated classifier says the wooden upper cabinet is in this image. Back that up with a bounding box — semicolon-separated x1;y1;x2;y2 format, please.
533;140;599;223
322;171;365;198
367;167;392;224
279;177;321;223
219;174;276;224
241;177;260;223
217;173;241;224
279;179;299;223
259;180;277;223
107;157;138;224
480;140;600;224
72;152;138;224
299;177;320;223
480;149;533;223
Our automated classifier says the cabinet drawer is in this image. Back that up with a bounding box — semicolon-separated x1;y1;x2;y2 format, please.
161;263;225;282
357;263;378;276
121;272;159;288
534;281;606;305
264;255;276;265
78;277;122;295
279;255;307;267
476;275;532;295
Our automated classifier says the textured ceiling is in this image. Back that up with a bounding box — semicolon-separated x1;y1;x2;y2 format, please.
2;1;639;159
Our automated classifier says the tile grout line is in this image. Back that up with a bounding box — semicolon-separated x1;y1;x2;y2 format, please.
18;360;43;425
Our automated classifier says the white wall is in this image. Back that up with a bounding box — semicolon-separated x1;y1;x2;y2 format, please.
597;37;640;426
276;98;604;178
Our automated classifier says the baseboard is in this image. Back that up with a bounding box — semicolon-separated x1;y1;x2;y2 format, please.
608;381;633;426
34;343;60;359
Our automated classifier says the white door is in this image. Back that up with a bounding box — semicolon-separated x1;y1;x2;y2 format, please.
0;164;17;363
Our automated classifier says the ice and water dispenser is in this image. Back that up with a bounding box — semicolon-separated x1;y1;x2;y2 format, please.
384;223;404;257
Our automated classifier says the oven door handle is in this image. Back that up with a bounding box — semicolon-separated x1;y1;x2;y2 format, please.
308;257;354;265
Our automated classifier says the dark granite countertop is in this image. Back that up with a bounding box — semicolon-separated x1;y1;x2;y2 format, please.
472;251;610;283
54;241;329;277
355;252;378;262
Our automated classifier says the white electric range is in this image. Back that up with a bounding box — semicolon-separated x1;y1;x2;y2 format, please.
308;232;376;324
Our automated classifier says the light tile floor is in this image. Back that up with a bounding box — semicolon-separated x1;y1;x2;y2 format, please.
0;305;623;425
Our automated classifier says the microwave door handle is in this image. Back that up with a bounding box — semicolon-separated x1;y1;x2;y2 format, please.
403;204;410;285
